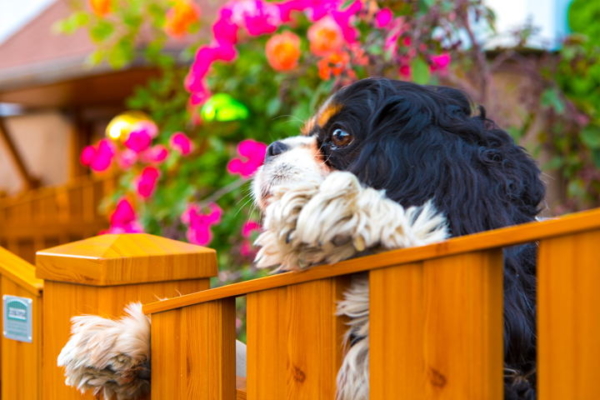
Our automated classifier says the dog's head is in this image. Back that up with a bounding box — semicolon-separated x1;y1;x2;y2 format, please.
254;77;545;237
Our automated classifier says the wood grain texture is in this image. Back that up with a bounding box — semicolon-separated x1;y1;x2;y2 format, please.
1;276;42;400
36;233;217;285
37;233;217;400
151;300;236;400
42;279;210;400
144;207;600;314
247;278;349;400
538;229;600;400
0;246;43;296
370;251;504;399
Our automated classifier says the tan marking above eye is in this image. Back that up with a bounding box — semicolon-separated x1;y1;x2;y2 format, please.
317;103;343;127
301;117;316;136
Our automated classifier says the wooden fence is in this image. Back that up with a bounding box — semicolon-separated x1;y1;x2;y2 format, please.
0;207;598;399
0;176;115;264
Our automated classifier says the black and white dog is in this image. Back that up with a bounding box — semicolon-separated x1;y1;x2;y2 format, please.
59;78;544;400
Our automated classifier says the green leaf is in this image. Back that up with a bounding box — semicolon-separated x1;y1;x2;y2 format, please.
411;57;431;85
86;49;105;66
266;98;282;117
543;156;564;171
106;41;133;68
592;149;600;168
53;12;90;34
581;126;600;149
540;88;565;114
89;20;115;43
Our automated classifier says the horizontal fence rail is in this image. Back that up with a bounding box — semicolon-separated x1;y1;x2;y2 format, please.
0;176;116;263
1;207;599;399
144;207;600;400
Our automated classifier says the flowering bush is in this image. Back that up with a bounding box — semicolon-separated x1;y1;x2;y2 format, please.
60;0;600;290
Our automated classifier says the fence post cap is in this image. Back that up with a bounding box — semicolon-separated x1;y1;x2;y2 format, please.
35;233;217;286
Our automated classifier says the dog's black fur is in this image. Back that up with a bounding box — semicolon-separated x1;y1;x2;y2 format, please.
312;78;543;399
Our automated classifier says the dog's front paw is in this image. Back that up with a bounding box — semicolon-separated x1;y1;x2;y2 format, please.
57;303;150;400
254;181;321;270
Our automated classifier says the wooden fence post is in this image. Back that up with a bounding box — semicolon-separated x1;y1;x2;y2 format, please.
0;247;44;400
35;233;217;400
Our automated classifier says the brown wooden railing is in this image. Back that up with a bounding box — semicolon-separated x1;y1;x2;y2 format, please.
0;176;116;264
143;207;600;400
0;208;598;399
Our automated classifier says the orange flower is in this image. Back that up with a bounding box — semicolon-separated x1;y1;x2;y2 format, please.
307;16;344;57
317;52;350;80
89;0;111;17
265;31;301;72
165;0;202;39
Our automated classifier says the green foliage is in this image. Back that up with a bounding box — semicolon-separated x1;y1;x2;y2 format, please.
62;0;600;292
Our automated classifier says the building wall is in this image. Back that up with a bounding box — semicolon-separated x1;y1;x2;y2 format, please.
0;111;70;195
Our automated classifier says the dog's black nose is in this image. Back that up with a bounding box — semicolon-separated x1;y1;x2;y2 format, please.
265;141;289;161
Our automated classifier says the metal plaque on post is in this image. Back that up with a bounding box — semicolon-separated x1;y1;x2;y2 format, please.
3;295;33;343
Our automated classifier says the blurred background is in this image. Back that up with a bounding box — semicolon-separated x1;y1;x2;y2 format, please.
0;0;598;280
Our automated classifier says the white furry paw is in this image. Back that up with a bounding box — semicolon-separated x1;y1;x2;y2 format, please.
57;303;151;400
255;171;448;271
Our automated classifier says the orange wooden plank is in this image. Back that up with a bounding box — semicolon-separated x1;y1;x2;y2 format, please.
247;278;348;399
144;208;600;315
43;279;210;400
538;229;600;399
0;246;43;296
370;250;504;399
36;233;217;286
1;277;42;400
151;300;236;400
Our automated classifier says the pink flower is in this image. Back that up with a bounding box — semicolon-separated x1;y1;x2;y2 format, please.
136;166;161;199
430;53;451;73
117;149;138;170
182;203;223;246
104;198;144;234
276;0;311;22
143;145;169;163
240;220;261;257
80;146;96;166
330;0;362;43
399;64;411;80
83;139;115;172
242;220;261;237
213;9;239;44
134;120;159;138
188;81;212;106
110;198;136;226
229;0;281;36
227;139;268;178
124;129;152;153
170;132;193;155
375;8;393;28
240;241;255;257
308;0;340;21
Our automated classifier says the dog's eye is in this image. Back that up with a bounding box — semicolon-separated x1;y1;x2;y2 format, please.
331;128;353;148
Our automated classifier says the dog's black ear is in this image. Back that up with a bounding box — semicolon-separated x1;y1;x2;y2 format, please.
344;82;545;237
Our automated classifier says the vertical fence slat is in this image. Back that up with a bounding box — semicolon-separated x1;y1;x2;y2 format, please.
0;247;43;400
247;277;349;399
371;250;503;399
151;299;236;400
36;234;217;400
538;229;600;400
